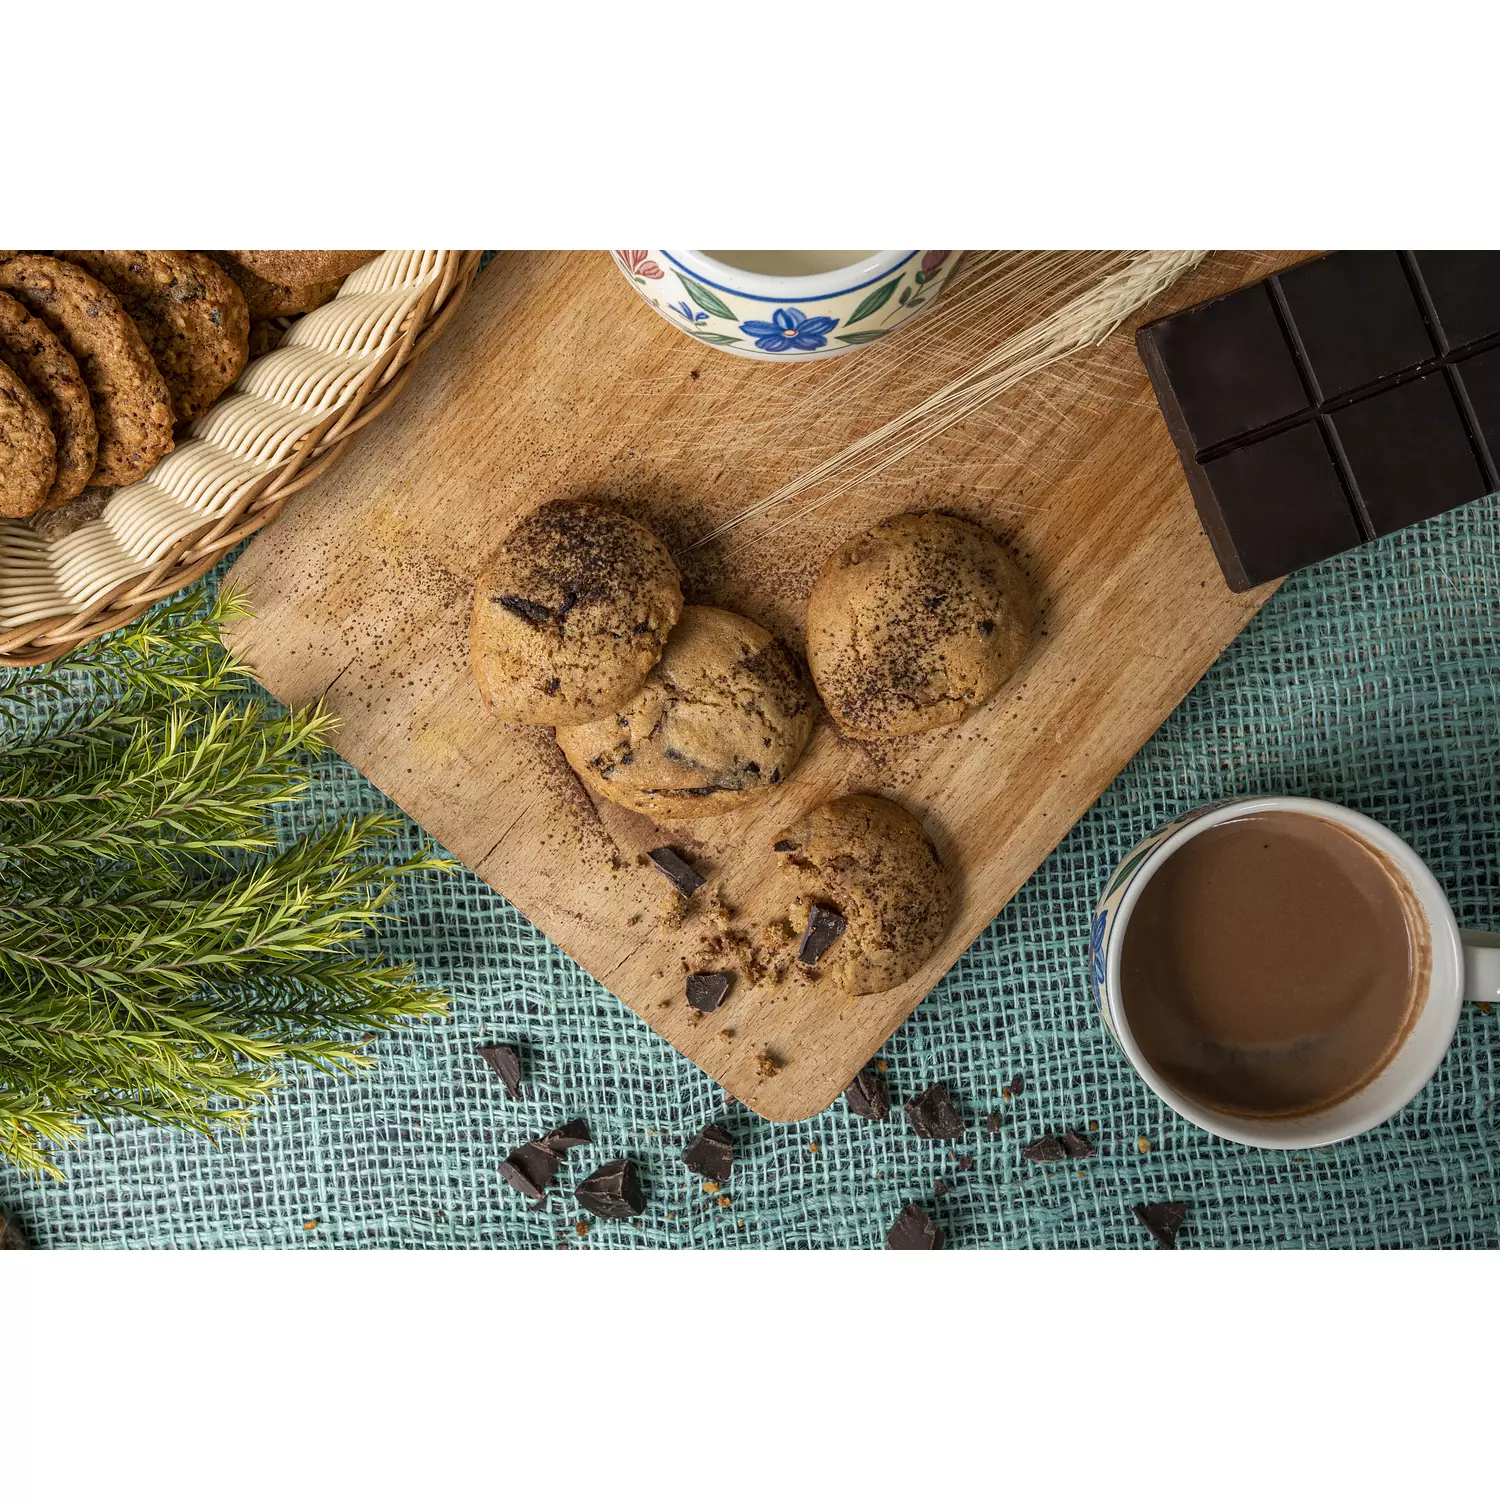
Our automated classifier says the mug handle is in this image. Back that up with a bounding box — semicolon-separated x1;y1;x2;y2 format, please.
1461;930;1500;1005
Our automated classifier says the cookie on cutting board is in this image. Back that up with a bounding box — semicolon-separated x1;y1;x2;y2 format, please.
470;498;683;726
0;289;97;509
0;255;173;487
58;251;250;423
557;604;816;820
772;794;952;996
807;511;1035;739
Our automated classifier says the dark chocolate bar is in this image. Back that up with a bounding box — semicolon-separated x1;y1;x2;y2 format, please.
1138;251;1500;591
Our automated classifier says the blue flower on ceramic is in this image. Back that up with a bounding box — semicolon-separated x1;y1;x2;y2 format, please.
670;300;708;325
1089;910;1109;999
739;307;838;353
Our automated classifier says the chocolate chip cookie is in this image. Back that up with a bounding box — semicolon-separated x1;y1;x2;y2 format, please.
772;794;952;995
807;511;1035;739
470;498;683;726
59;251;250;422
0;360;56;517
220;251;379;285
207;254;345;319
0;289;97;509
557;605;815;820
0;255;173;487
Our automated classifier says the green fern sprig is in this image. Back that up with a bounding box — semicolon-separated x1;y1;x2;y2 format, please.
0;584;452;1177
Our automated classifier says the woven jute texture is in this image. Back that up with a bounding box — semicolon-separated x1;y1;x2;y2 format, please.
3;492;1499;1249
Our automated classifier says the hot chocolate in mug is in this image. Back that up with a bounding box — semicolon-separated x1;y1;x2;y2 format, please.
1090;795;1500;1148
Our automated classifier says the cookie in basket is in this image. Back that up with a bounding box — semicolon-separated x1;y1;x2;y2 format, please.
221;251;379;285
0;289;97;509
470;498;683;726
59;251;250;423
207;254;346;319
0;359;56;517
0;255;173;487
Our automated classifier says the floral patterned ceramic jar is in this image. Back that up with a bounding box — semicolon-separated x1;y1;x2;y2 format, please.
612;250;961;361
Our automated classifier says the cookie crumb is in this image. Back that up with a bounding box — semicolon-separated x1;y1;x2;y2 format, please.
1137;1134;1151;1154
302;1219;319;1232
755;1048;782;1079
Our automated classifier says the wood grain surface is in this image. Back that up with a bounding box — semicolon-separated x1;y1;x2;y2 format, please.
225;250;1301;1121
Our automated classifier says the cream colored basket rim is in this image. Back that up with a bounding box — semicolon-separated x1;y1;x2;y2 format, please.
0;251;460;630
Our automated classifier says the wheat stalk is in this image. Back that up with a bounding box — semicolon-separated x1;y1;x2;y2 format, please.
687;250;1208;553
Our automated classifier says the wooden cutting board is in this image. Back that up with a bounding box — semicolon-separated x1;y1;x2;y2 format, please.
225;250;1298;1121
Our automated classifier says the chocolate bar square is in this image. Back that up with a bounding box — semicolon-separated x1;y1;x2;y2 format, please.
1328;371;1487;537
1274;252;1435;401
1411;251;1500;352
1140;283;1308;453
1199;424;1363;588
1453;346;1500;486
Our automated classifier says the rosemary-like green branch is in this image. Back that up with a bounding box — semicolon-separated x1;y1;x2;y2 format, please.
0;585;452;1177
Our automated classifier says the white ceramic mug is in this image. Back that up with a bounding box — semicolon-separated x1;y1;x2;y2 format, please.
611;250;961;361
1090;795;1500;1148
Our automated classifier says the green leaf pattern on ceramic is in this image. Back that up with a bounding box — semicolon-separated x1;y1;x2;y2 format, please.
843;277;901;328
678;274;737;321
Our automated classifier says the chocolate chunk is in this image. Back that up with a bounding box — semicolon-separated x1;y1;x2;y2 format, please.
1008;1073;1025;1099
905;1083;964;1140
682;1123;735;1179
985;1113;1002;1134
498;594;552;626
1275;250;1432;400
844;1068;890;1122
1059;1128;1094;1160
1137;250;1500;593
1133;1201;1190;1250
1021;1135;1068;1163
1328;370;1487;536
648;845;705;898
498;1141;558;1201
0;1209;29;1250
477;1043;523;1099
955;1155;974;1171
686;970;732;1013
933;1179;951;1197
576;1159;647;1220
886;1203;946;1250
773;839;797;853
797;902;847;964
537;1118;592;1154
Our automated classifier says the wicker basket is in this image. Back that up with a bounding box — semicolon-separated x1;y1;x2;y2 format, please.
0;249;484;666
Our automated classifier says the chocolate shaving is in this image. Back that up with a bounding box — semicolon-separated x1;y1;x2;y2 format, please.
905;1083;964;1140
686;971;732;1013
844;1068;890;1122
682;1123;735;1180
1021;1135;1068;1163
498;594;553;626
886;1203;946;1250
477;1043;523;1100
648;846;705;898
1133;1201;1189;1250
537;1118;592;1154
498;1141;559;1201
576;1159;647;1220
797;903;847;964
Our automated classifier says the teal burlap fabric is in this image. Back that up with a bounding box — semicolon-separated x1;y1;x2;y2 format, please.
3;492;1499;1249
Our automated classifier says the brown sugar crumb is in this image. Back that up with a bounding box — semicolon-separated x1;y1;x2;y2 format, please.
755;1048;782;1079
